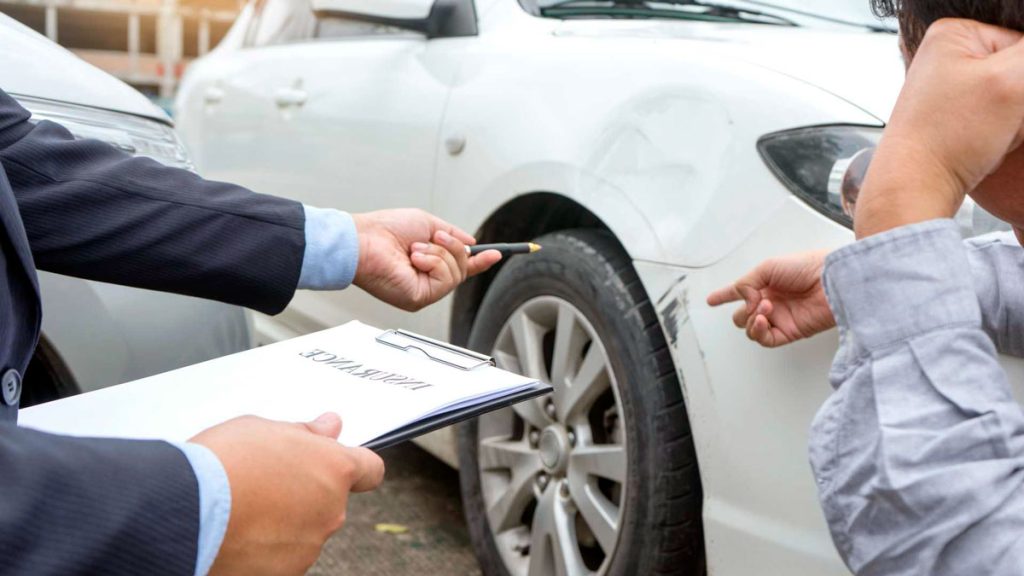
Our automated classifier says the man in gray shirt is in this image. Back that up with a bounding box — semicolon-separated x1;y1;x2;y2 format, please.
709;1;1024;574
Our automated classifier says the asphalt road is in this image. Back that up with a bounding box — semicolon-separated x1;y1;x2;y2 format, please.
309;442;483;575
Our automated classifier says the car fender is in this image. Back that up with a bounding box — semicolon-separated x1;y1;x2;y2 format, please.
434;25;885;268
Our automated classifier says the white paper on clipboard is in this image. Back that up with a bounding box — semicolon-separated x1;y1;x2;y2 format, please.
18;321;550;448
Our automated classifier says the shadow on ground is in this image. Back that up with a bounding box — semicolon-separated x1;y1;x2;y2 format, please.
309;442;483;575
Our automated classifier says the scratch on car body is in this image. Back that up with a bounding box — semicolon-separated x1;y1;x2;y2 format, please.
657;274;689;348
658;275;714;404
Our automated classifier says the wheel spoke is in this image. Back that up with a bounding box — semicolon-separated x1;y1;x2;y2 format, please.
484;439;543;534
510;311;547;381
568;475;619;554
549;304;586;388
479;436;540;472
551;495;590;576
570;444;626;483
513;398;551;430
528;486;590;576
528;487;559;576
556;344;609;422
494;350;522;375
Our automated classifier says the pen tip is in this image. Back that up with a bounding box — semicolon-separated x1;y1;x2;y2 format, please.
529;243;542;253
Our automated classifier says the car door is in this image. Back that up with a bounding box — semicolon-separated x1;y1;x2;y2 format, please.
191;0;470;339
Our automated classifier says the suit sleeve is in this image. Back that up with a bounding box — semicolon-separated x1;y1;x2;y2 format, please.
0;424;201;576
0;90;305;315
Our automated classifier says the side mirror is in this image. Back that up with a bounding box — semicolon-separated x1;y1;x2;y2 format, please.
310;0;477;39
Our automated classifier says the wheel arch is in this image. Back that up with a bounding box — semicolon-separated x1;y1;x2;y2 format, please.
450;191;649;347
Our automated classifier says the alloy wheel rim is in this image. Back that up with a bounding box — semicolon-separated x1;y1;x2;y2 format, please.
477;296;627;576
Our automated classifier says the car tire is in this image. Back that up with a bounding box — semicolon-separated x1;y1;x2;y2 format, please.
458;229;704;576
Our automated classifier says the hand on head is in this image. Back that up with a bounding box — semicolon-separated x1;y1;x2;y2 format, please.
190;413;384;576
352;209;502;311
856;19;1024;237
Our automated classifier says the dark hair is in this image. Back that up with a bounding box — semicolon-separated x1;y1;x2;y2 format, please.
872;1;1024;55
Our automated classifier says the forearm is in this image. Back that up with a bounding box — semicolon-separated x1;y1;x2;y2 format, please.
812;220;1024;575
0;90;306;315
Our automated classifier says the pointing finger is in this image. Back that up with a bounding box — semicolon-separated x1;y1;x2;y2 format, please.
707;285;741;307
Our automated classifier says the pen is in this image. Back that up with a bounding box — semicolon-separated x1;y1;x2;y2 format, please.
466;243;542;257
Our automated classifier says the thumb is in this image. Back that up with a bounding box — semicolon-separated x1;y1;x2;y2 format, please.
304;412;343;439
736;284;763;314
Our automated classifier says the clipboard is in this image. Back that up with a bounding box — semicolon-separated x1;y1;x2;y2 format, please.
375;329;495;371
362;383;551;450
367;328;551;450
18;321;553;451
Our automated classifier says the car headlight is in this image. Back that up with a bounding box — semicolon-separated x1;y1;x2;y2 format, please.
758;125;881;229
16;95;195;172
758;124;1010;237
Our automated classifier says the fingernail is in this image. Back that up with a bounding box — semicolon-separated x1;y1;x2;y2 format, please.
315;412;337;424
437;230;453;244
412;242;429;252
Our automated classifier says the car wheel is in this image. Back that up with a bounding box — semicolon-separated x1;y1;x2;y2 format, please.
458;229;704;576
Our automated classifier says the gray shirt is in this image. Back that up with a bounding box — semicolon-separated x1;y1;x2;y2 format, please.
811;219;1024;575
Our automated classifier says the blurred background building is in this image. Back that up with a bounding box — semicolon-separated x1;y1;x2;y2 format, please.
1;0;239;102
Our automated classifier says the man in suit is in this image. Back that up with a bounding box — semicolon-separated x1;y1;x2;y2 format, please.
0;87;502;575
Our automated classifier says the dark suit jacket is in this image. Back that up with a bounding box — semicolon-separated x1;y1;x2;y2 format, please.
0;88;307;574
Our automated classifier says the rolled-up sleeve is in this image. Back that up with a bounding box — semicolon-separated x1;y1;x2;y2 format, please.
811;219;1024;576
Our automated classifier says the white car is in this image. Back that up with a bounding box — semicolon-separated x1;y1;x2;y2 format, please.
175;1;1021;574
1;13;252;404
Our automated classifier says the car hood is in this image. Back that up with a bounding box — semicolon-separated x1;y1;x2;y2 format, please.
0;13;168;122
554;21;905;122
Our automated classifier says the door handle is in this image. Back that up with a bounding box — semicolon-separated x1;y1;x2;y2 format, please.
203;85;225;104
274;86;307;108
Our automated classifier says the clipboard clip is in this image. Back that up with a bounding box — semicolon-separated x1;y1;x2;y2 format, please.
375;329;495;371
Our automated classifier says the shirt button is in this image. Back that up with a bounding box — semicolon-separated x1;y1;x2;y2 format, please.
2;369;21;406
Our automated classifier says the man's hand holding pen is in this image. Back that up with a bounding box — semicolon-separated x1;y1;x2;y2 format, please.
351;209;503;312
350;209;545;312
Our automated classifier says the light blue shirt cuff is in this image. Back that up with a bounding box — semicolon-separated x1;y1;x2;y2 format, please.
298;205;360;290
173;442;232;576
